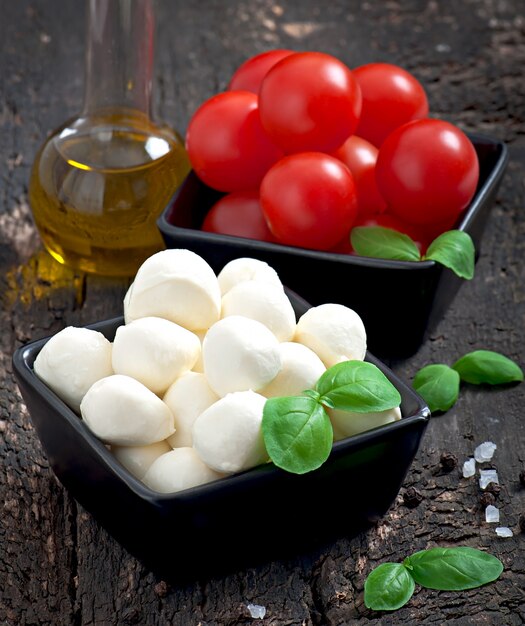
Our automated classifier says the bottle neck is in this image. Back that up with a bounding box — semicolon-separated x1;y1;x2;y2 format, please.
82;0;154;118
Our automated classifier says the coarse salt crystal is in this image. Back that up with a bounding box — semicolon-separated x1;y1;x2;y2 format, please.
462;458;476;478
474;441;497;463
485;505;500;523
479;469;499;490
246;604;266;619
495;527;513;538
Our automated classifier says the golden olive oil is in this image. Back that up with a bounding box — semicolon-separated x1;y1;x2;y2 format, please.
29;112;190;276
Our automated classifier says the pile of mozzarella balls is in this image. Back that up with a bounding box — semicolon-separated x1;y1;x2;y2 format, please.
34;250;401;493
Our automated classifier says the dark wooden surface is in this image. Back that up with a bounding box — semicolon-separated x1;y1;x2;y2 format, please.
1;1;525;624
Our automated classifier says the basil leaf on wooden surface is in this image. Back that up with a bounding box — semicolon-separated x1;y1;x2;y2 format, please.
452;350;524;385
351;226;421;261
406;547;503;591
364;562;415;611
423;230;475;279
262;395;333;474
316;361;401;413
412;364;460;412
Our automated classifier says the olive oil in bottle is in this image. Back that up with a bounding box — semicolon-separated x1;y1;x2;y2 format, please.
29;0;189;276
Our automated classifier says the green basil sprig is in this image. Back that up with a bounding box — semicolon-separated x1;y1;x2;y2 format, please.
412;364;460;413
365;546;503;612
350;226;420;262
413;350;522;413
364;562;415;611
350;226;475;279
262;396;332;474
316;361;401;413
262;360;400;474
452;350;524;385
406;547;504;591
425;231;475;279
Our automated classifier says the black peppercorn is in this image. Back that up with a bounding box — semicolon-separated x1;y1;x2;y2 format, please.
480;492;496;508
154;581;169;598
440;452;458;472
403;487;423;508
485;483;501;497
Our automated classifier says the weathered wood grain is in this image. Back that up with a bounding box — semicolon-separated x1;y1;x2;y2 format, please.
1;1;524;624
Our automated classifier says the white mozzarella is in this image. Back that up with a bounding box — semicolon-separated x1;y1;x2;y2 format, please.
112;317;200;394
217;257;282;295
192;390;268;473
260;342;326;398
80;374;175;446
124;249;221;331
329;406;401;439
295;303;367;367
191;329;206;373
164;372;219;448
221;281;296;341
203;316;281;396
33;326;113;412
143;448;222;493
112;440;171;479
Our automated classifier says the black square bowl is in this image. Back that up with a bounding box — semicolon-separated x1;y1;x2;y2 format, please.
158;133;508;358
13;291;430;580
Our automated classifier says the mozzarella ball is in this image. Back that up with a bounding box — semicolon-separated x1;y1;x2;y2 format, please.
80;374;175;446
143;448;222;494
203;316;281;396
191;329;206;373
124;249;221;331
34;327;113;412
192;391;267;473
329;406;401;440
112;440;171;479
217;257;283;295
112;317;200;394
260;342;326;398
123;282;133;324
164;372;219;448
295;303;367;367
221;281;296;341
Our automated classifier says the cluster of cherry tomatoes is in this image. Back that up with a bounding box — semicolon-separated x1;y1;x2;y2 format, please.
185;50;480;254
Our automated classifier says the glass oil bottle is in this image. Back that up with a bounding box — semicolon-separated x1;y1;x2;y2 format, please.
29;0;190;276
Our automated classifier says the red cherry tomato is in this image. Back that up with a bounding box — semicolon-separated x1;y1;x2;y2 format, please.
260;153;358;251
353;63;429;147
376;119;479;226
186;91;283;192
355;213;430;252
332;136;387;218
202;191;275;241
331;212;425;255
419;214;461;244
330;233;355;255
259;52;362;153
228;49;295;94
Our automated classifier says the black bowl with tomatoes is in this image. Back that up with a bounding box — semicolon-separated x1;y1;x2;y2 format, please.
158;133;507;358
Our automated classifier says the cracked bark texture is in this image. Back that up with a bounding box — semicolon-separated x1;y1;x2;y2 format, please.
1;1;524;624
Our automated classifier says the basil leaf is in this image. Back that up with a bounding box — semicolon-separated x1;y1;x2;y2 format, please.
423;230;475;279
406;547;503;591
303;389;321;402
351;226;421;261
412;364;460;412
262;396;333;474
364;562;415;611
452;350;524;385
316;361;401;413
